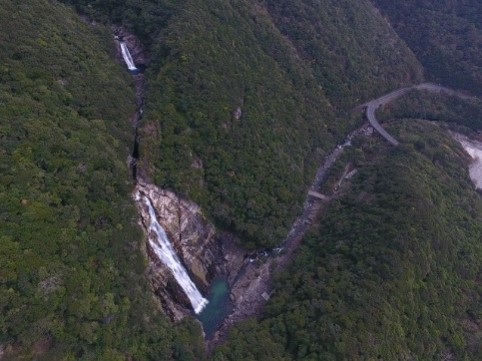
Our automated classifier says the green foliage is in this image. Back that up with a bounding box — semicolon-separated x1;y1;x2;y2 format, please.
378;90;482;132
213;319;290;361
216;122;482;359
263;0;423;107
0;1;201;359
6;1;481;360
61;0;182;45
140;0;330;248
137;0;422;249
59;0;423;249
373;0;482;94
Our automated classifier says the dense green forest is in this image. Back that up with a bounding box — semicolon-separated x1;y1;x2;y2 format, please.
61;0;181;46
261;0;422;107
373;0;482;94
377;90;482;132
60;0;423;248
0;1;204;359
139;0;421;249
3;0;482;359
214;121;482;360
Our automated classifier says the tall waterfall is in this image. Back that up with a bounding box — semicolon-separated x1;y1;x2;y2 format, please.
136;191;208;314
120;41;138;72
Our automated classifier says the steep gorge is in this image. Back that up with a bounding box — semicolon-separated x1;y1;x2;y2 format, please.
110;0;425;338
134;181;245;322
4;0;482;359
0;1;181;359
97;0;482;351
115;32;246;327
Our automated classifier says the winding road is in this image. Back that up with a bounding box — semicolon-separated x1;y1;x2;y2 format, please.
117;39;479;346
364;83;475;145
210;82;478;348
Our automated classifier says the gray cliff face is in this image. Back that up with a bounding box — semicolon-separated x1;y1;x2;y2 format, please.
134;181;245;321
115;29;247;322
113;26;148;67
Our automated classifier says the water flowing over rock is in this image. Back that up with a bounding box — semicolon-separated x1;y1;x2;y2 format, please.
135;190;208;313
113;27;148;68
120;42;138;72
453;133;482;189
113;27;147;112
116;30;247;325
134;180;245;321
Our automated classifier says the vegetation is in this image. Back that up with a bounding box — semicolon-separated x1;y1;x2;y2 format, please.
60;0;182;46
0;1;204;359
214;121;482;360
377;90;482;132
373;0;482;94
262;0;422;107
4;0;482;359
137;0;422;249
58;0;423;248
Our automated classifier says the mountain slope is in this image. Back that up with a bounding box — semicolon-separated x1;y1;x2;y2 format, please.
262;0;422;107
6;1;482;359
137;0;422;248
372;0;482;94
214;121;482;360
0;1;204;359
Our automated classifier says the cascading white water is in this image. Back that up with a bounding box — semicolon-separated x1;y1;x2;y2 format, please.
136;191;208;314
120;41;138;71
454;134;482;189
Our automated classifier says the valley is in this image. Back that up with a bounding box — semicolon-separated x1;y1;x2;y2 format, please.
1;0;481;360
119;31;482;348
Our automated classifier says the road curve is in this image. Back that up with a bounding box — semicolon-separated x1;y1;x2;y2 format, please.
208;83;478;348
363;83;476;146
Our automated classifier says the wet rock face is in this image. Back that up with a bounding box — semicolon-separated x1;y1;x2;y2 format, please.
113;26;148;67
135;181;245;321
137;182;218;287
113;27;147;112
452;132;482;189
149;264;191;321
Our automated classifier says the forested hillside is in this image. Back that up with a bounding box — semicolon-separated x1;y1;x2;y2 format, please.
61;0;180;46
138;0;421;248
214;121;482;360
0;1;203;359
377;89;482;132
4;0;482;360
262;0;421;107
60;0;423;248
373;0;482;94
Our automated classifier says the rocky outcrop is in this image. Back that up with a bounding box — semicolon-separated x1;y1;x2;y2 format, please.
452;132;482;189
134;180;246;321
113;26;148;69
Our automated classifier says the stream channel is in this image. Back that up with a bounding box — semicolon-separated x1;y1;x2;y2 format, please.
118;32;482;342
118;35;231;335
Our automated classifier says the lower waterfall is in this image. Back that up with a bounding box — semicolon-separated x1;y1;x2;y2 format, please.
135;190;208;314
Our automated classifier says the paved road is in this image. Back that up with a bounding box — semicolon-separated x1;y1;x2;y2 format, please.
210;82;477;347
363;83;476;146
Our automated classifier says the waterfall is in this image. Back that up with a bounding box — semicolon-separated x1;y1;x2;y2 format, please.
454;134;482;189
120;41;138;72
136;191;208;314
